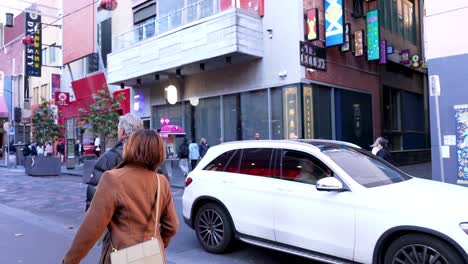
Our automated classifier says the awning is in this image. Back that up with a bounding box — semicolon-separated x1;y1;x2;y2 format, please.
0;96;8;118
160;125;186;137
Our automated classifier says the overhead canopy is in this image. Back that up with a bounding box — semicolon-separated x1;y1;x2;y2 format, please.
159;125;186;137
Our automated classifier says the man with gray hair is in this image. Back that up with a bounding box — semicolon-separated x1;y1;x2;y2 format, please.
86;113;144;210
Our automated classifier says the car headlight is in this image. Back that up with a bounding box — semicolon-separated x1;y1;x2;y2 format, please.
460;223;468;235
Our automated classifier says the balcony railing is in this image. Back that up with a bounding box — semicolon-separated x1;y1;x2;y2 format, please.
113;0;262;51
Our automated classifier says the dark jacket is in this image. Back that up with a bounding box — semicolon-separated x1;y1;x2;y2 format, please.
178;142;189;159
86;141;168;211
377;148;394;164
22;145;31;157
57;143;65;155
74;143;83;156
199;143;210;158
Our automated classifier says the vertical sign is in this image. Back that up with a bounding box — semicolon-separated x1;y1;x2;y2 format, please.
283;87;299;139
51;73;61;94
25;12;42;77
354;30;364;56
324;0;344;47
341;23;351;52
303;86;314;139
379;40;387;64
306;8;319;41
67;138;75;159
0;71;4;96
366;10;380;61
455;105;468;185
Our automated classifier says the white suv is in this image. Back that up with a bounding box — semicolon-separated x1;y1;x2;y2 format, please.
182;140;468;264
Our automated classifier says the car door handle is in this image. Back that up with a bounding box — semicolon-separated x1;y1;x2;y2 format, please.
277;187;292;193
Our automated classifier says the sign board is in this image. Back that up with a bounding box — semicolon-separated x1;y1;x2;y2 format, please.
0;71;4;96
429;75;441;97
300;41;327;71
25;12;42;77
379;40;387;64
50;104;58;124
354;30;364;57
340;23;351;52
51;73;61;94
306;8;319;41
366;10;380;61
400;49;410;64
324;0;344;47
55;92;70;106
455;104;468;185
67;139;75;159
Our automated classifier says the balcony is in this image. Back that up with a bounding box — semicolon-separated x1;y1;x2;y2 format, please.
107;0;264;84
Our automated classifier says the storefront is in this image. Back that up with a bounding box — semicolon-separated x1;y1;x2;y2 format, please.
151;83;374;149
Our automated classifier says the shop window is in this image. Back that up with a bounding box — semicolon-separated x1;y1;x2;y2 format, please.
194;96;221;146
271;88;284;140
241;89;269;140
239;148;274;177
313;86;332;139
223;94;241;142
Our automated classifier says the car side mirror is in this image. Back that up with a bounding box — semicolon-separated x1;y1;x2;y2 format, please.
316;177;345;192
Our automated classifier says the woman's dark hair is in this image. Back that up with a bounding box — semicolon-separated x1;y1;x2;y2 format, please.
117;129;165;171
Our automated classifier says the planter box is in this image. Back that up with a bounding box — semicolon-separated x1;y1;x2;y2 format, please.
24;156;61;176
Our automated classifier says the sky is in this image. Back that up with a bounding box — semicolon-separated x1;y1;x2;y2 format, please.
0;0;38;24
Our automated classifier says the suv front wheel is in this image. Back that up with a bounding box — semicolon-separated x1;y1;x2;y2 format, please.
384;234;463;264
194;203;233;254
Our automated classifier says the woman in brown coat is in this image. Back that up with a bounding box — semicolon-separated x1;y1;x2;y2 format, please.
63;129;179;264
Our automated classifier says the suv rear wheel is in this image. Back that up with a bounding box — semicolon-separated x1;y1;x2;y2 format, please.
194;203;233;253
384;234;463;264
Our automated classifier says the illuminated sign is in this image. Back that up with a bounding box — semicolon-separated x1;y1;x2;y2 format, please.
366;10;379;61
324;0;344;47
25;12;42;77
306;8;319;41
354;30;364;57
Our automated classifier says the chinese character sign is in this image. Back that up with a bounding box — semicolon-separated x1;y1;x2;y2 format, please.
284;87;299;139
455;105;468;185
366;10;379;61
306;9;319;41
354;30;364;56
324;0;344;47
25;12;42;77
303;86;314;139
300;42;327;71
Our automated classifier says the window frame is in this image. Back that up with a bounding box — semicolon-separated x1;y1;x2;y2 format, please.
237;148;275;178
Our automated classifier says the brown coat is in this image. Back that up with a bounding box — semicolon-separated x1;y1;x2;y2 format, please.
63;165;179;264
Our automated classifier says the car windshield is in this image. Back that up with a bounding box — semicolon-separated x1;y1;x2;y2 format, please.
322;146;412;188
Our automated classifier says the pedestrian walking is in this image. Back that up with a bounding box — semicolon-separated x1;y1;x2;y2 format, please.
189;138;200;171
178;138;189;176
199;137;210;158
63;129;179;264
94;137;101;158
57;140;65;162
75;140;83;164
371;137;394;164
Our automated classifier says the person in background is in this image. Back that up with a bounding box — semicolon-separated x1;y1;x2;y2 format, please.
75;140;84;165
63;129;179;264
36;143;44;156
189;138;200;171
30;142;38;156
178;138;189;176
22;143;31;157
45;142;53;157
371;137;393;164
199;138;210;159
255;132;260;140
57;140;65;162
94;137;101;158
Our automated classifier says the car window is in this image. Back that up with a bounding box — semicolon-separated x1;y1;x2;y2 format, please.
239;148;274;177
224;149;241;173
281;150;333;185
204;150;237;171
322;147;411;188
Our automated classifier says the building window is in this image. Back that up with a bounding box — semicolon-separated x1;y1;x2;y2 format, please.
49;45;56;64
241;89;269;140
380;0;416;43
194;96;221;146
136;17;155;41
223;94;241;142
42;48;48;65
352;0;364;18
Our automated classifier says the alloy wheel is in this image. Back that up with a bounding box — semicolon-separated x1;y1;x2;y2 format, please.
392;244;449;264
197;209;225;248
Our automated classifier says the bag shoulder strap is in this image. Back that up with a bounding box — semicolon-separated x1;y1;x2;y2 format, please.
154;173;161;237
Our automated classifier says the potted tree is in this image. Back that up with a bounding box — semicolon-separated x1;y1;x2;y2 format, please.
25;100;63;176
